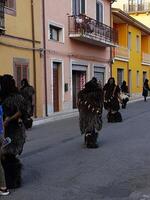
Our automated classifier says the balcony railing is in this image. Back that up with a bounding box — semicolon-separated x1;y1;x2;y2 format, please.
123;1;150;13
68;14;118;47
113;46;130;61
142;53;150;65
0;0;5;35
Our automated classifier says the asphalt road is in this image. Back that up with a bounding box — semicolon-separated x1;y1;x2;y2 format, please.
3;100;150;200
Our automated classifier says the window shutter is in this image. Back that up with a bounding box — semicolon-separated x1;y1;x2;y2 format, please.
14;63;29;88
96;2;103;23
5;0;15;10
96;3;99;22
80;0;85;14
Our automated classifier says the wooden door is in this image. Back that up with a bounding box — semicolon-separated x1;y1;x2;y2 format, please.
53;63;59;112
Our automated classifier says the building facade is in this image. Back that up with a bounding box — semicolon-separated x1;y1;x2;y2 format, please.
42;0;117;115
113;0;150;27
112;8;150;97
0;0;43;117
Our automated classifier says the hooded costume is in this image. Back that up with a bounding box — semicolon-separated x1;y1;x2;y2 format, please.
78;78;103;148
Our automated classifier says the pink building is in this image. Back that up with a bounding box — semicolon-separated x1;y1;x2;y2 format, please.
42;0;117;115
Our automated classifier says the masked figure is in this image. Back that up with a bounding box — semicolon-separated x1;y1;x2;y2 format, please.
103;77;122;123
78;77;103;148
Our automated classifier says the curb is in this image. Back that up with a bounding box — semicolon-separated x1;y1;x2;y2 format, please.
128;96;150;104
33;111;78;126
32;96;150;127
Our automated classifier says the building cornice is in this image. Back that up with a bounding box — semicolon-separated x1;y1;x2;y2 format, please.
112;8;150;35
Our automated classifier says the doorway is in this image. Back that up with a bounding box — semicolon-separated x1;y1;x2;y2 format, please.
53;62;60;112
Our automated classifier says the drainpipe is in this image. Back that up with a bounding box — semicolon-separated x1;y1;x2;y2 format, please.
31;0;37;117
110;2;113;77
127;24;130;93
42;0;48;116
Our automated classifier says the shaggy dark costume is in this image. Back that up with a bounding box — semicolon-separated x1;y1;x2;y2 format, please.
142;79;150;102
0;75;26;189
78;78;103;148
104;78;122;123
20;79;34;129
107;111;122;123
1;155;22;189
20;79;35;116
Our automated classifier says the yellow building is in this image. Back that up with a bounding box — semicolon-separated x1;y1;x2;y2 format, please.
113;0;150;27
112;8;150;97
0;0;43;117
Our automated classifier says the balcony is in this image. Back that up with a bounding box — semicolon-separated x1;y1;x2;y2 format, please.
68;15;118;47
123;1;150;13
0;0;5;35
113;46;130;61
142;53;150;65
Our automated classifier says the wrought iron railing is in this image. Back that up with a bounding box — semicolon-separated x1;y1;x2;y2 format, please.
0;0;5;34
68;14;118;46
123;1;150;13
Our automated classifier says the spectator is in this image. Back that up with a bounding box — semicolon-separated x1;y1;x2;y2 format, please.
142;79;150;102
20;79;35;117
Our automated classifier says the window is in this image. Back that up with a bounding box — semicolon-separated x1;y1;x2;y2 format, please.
117;69;124;86
49;24;63;42
0;0;5;30
128;32;131;50
96;1;103;23
137;0;143;11
5;0;16;10
94;67;105;87
136;35;140;52
5;0;16;16
128;0;136;12
143;71;147;84
72;0;85;15
136;71;139;87
14;63;29;88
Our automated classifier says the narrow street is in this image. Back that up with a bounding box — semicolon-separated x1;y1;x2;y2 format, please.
5;100;150;200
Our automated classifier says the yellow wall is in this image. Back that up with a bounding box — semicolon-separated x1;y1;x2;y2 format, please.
5;0;41;41
117;24;128;47
112;20;150;96
141;35;150;53
130;14;150;28
128;25;142;94
112;60;128;84
0;0;43;117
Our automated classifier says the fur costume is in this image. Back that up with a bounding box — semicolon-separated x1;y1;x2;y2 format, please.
1;154;22;189
78;78;103;148
20;79;35;118
104;78;122;123
107;111;122;123
0;75;26;189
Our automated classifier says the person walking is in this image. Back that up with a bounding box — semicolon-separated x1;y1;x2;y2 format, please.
0;104;9;196
103;77;122;123
77;77;103;148
142;79;150;102
0;74;26;189
20;79;35;117
0;144;9;196
120;80;129;109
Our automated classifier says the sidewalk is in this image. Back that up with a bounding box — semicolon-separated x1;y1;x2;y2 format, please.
33;96;150;127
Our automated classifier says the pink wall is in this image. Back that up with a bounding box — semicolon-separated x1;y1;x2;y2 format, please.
45;0;111;57
44;0;111;113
